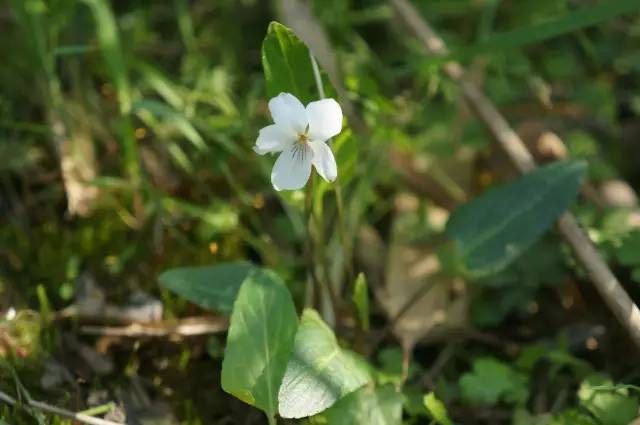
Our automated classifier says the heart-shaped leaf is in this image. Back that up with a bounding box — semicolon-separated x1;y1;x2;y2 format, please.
221;269;298;418
323;385;404;425
278;309;370;418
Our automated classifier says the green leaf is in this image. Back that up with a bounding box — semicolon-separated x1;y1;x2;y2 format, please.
261;21;317;104
551;410;598;425
459;357;529;405
352;272;370;331
447;160;587;277
577;375;639;425
616;231;640;266
453;0;639;60
323;385;404;425
158;262;254;314
82;0;131;114
221;269;298;417
133;99;206;151
424;392;453;425
82;0;140;184
513;408;552;425
278;309;370;418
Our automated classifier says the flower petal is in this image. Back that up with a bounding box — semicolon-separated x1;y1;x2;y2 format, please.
254;124;295;155
310;141;337;182
268;93;307;134
271;145;313;191
306;98;343;142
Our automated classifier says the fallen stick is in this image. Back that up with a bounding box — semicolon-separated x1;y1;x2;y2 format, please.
79;316;228;338
0;390;122;425
390;0;640;349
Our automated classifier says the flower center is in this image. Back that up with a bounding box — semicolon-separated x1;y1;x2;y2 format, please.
291;124;311;161
296;123;310;145
297;132;309;144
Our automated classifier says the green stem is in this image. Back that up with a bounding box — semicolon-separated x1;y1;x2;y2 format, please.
309;53;353;287
309;52;325;98
267;414;277;425
304;175;321;307
335;180;353;284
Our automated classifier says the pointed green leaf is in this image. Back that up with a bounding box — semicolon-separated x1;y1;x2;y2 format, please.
323;385;404;425
221;269;298;417
158;262;254;313
261;21;317;104
278;309;370;418
447;160;587;277
352;273;370;331
424;392;453;425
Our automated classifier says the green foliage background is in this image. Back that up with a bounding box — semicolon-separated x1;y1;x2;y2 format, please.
1;0;640;424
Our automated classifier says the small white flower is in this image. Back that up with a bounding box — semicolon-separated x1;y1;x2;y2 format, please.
254;92;342;191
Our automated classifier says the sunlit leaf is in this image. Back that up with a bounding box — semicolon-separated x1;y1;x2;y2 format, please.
278;309;370;418
577;375;639;425
322;385;404;425
221;269;298;418
423;392;453;425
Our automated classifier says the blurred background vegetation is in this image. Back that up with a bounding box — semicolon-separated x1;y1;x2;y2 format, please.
2;0;640;423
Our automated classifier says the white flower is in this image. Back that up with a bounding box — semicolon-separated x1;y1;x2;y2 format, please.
254;92;342;191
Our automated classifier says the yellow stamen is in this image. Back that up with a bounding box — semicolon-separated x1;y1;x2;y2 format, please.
297;133;309;144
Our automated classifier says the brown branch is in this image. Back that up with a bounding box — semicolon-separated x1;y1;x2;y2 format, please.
390;0;640;349
0;390;122;425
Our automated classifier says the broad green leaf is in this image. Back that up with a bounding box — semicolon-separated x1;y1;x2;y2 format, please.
577;375;639;425
278;309;370;418
261;21;317;104
352;272;370;331
459;357;528;405
322;385;404;425
221;269;298;417
158;262;254;313
424;392;453;425
447;160;587;277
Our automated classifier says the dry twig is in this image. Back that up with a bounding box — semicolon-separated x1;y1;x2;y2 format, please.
79;316;228;338
0;390;122;425
389;0;640;349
